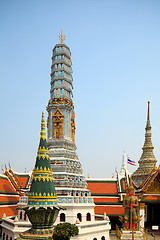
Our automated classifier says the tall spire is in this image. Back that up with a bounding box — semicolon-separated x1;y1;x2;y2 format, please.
46;34;92;204
28;112;58;207
132;102;157;186
18;113;62;239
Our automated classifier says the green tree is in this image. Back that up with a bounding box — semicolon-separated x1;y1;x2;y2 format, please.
53;222;79;240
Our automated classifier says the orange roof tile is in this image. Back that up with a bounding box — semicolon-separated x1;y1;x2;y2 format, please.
94;206;125;215
93;197;119;203
15;175;30;188
0;205;18;218
0;176;17;194
144;195;160;201
87;182;118;194
0;195;19;203
123;180;126;191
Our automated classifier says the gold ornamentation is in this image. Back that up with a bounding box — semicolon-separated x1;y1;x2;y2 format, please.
115;167;118;178
71;114;75;141
5;162;7;172
47;116;49;139
28;192;57;199
37;148;49;154
33;176;53;182
1;165;4;173
52;108;64;139
8;161;11;170
58;30;66;43
146;174;160;193
37;154;49;160
40;112;46;139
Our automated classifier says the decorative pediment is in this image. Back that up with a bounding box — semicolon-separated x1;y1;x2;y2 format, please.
52;108;64;139
144;168;160;194
52;108;64;122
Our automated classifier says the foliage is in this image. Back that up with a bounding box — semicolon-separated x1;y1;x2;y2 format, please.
53;222;79;240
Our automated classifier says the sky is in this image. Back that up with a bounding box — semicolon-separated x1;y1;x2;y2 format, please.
1;0;160;178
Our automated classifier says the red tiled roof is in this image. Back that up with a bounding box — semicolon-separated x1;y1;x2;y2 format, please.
87;181;118;195
122;180;126;191
0;195;19;203
143;195;160;201
0;176;17;194
15;174;30;188
93;197;119;203
94;206;125;216
0;205;18;218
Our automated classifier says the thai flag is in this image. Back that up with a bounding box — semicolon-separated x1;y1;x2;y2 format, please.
127;157;136;166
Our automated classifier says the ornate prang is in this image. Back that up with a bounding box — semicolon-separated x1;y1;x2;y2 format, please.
46;35;91;208
132;102;157;186
58;30;66;43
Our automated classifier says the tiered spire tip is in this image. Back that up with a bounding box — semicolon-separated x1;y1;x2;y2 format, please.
40;112;46;139
147;101;150;121
58;30;66;43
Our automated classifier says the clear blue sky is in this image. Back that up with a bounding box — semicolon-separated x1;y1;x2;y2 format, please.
1;0;160;178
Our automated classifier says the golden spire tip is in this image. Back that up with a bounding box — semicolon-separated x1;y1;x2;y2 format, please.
40;112;46;139
58;30;66;43
147;101;150;121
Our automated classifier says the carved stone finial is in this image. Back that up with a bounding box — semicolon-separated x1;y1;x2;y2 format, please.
103;212;109;221
14;216;18;222
58;30;66;43
75;217;80;224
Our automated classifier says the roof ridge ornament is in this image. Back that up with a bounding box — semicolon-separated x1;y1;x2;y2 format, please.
58;30;66;43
